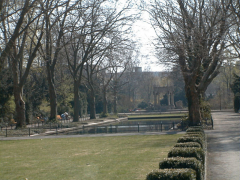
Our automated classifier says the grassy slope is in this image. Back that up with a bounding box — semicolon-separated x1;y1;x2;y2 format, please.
128;113;186;118
0;134;181;180
128;118;182;122
127;113;187;122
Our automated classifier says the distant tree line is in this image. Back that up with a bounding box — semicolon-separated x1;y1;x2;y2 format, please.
1;0;240;128
0;0;139;128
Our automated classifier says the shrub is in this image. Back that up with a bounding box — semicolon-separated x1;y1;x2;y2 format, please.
138;101;148;109
186;127;204;133
174;142;201;148
177;136;204;148
99;112;109;118
180;115;190;130
168;147;205;164
186;131;205;137
233;96;240;113
200;99;211;121
183;134;204;141
184;133;203;137
159;157;203;180
184;134;205;141
146;168;197;180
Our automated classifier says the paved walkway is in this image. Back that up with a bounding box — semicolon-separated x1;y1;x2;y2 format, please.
206;111;240;180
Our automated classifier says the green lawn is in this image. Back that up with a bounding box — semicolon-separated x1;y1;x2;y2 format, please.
128;118;182;122
0;134;181;180
127;113;187;122
128;113;186;118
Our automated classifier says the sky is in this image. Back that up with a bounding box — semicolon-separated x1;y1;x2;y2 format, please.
131;9;167;72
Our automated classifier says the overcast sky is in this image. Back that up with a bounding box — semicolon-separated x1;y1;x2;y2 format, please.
131;9;167;72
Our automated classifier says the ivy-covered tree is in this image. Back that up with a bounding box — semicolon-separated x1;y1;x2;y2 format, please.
24;68;48;124
231;73;240;113
0;68;13;119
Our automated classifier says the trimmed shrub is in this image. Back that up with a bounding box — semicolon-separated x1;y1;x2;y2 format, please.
174;142;201;148
177;136;204;148
168;147;205;164
188;126;204;129
186;132;205;138
184;133;203;137
186;127;204;133
159;157;203;180
183;134;204;141
146;168;197;180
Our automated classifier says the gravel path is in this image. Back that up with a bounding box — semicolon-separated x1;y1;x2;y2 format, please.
206;111;240;180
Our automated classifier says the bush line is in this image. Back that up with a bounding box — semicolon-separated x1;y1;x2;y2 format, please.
146;126;206;180
146;168;197;180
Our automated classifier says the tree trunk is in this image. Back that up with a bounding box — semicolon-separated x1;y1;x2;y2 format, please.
185;85;201;126
25;102;32;125
73;80;80;122
102;87;108;115
113;85;117;114
46;65;57;121
89;90;96;119
79;97;83;118
14;87;26;128
12;56;25;128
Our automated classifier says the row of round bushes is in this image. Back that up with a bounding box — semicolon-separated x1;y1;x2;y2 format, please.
146;126;206;180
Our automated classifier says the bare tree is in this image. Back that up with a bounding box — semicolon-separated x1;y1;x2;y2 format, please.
120;55;141;110
0;0;44;127
12;20;43;128
0;0;40;72
108;48;134;114
85;34;133;118
111;63;130;114
229;0;240;57
150;0;232;125
64;0;134;121
38;0;77;121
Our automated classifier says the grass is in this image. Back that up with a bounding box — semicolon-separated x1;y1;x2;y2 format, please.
0;134;181;180
128;118;182;122
127;113;187;122
128;113;186;118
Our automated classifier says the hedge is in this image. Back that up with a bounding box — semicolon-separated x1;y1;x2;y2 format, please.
146;168;197;180
183;134;204;141
186;132;205;139
186;127;204;133
174;142;201;148
177;136;204;148
146;126;206;180
168;147;205;164
159;157;203;180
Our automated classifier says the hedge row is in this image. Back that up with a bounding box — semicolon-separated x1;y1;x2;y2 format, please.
185;133;205;140
159;157;202;180
174;142;201;148
168;147;205;164
177;136;204;148
146;126;206;180
146;168;197;180
186;127;204;133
